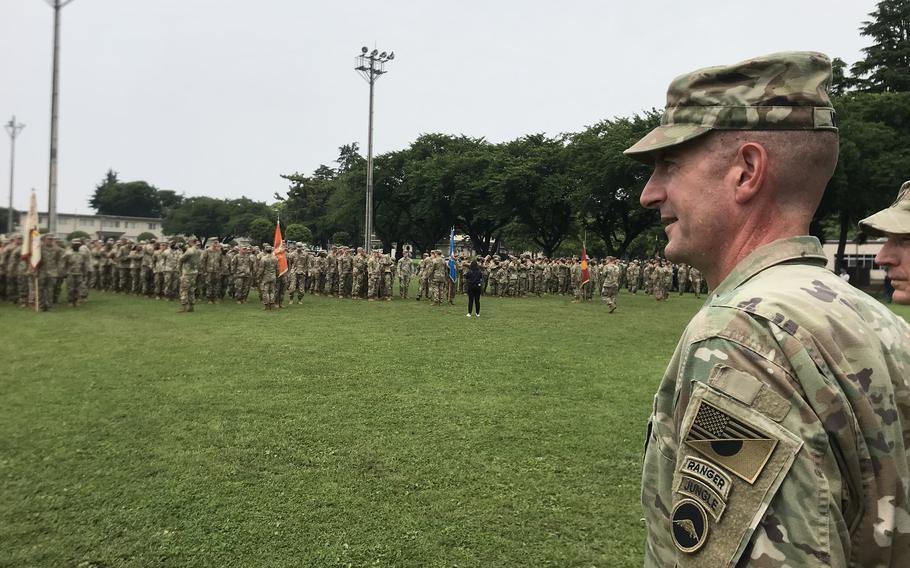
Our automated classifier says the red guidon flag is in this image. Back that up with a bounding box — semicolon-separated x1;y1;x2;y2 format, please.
21;190;41;270
580;245;589;287
273;221;288;276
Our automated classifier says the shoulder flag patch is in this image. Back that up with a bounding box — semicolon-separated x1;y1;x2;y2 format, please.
684;399;778;484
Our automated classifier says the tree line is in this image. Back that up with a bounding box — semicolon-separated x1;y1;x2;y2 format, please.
87;0;909;266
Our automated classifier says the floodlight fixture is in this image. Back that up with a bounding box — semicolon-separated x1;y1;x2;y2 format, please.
353;45;395;251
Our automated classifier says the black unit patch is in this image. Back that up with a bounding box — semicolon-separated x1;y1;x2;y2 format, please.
684;399;778;484
671;499;709;553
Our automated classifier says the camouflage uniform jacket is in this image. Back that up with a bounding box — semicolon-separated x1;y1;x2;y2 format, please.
231;254;252;276
61;248;88;275
259;254;278;283
162;248;180;272
643;236;910;568
602;263;621;288
178;246;202;276
397;257;412;276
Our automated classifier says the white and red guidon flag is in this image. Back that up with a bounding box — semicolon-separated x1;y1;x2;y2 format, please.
20;190;41;270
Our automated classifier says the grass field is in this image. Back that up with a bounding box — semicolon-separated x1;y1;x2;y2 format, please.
2;288;908;568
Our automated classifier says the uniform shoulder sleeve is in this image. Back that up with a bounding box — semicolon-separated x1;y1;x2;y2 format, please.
664;308;847;567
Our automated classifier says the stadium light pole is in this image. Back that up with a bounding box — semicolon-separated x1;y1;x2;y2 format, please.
354;47;394;250
5;116;25;233
45;0;76;235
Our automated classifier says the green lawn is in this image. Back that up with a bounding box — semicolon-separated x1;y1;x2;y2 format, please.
1;289;907;567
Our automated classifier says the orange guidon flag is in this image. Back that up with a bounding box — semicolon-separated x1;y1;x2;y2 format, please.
273;221;288;276
580;246;590;286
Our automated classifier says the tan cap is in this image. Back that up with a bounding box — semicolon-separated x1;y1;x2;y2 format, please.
859;181;910;237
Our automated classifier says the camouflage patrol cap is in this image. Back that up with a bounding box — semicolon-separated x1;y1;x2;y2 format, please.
859;180;910;237
624;51;837;162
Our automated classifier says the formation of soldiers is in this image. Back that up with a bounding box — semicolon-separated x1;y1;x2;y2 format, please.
439;254;705;312
1;233;706;313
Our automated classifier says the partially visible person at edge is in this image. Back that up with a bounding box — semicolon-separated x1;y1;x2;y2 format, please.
860;180;910;305
626;51;910;567
465;259;482;318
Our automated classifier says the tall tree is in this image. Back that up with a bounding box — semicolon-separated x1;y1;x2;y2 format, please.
90;179;163;217
817;92;910;269
568;112;662;258
162;196;273;243
850;0;910;92
500;134;575;258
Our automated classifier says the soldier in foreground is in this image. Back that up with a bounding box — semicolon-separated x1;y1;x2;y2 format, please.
397;249;412;299
860;180;910;305
61;238;89;307
600;256;620;313
627;52;910;566
258;244;279;310
177;237;201;313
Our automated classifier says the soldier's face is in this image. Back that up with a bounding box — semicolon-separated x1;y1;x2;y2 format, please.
640;138;732;271
876;235;910;304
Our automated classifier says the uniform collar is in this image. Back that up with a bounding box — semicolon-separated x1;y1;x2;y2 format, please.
711;236;828;300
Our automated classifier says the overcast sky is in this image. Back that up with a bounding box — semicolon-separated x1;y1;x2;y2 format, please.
1;0;878;216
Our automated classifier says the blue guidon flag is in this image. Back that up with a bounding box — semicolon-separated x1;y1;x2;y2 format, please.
447;226;457;283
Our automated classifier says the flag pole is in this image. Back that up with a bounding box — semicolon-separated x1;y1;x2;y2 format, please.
34;272;39;312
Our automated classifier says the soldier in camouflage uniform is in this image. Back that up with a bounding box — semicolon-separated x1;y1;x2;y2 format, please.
231;245;253;303
677;262;690;295
257;244;279;310
60;238;88;307
152;242;165;299
627;52;910;567
600;256;621;313
128;244;142;295
0;236;7;302
45;236;63;306
861;180;910;305
162;241;180;300
397;250;413;298
140;239;155;296
627;259;641;294
287;243;302;303
379;252;394;300
366;249;381;301
430;249;447;306
177;237;202;312
487;255;500;297
688;266;703;299
12;236;28;306
339;247;353;298
352;247;367;299
30;235;56;310
202;240;222;304
416;252;430;301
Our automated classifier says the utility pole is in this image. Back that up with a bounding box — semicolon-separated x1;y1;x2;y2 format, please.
45;0;76;235
5;117;25;234
355;46;394;251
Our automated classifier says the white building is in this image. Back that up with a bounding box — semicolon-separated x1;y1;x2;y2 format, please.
821;239;888;285
16;211;166;241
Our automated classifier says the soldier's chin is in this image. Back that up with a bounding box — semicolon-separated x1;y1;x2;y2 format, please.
892;283;909;305
663;242;685;264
